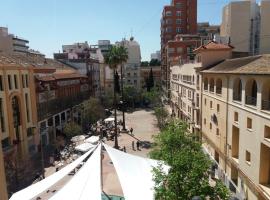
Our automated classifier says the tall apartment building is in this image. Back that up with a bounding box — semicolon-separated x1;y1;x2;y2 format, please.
0;27;29;54
220;0;270;55
160;0;197;98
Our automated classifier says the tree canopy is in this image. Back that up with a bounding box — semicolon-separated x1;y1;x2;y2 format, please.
150;120;230;200
63;122;82;139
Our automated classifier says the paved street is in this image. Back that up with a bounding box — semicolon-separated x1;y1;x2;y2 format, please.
103;109;160;196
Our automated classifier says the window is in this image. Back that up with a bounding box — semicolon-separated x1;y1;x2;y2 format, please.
246;151;251;164
22;74;25;88
217;104;220;112
234;112;239;122
25;74;29;88
166;27;173;33
176;11;181;16
188;90;192;99
175;2;182;8
25;93;30;122
233;78;242;101
165;11;172;16
209;78;215;92
265;126;270;140
8;75;12;90
0;98;5;132
177;47;183;53
166;19;172;24
247;117;252;129
204;118;206;125
168;48;175;53
210;123;212;130
204;98;207;106
0;75;3;91
27;127;33;137
176;19;182;24
204;78;208;91
14;75;18;89
127;73;130;77
210;101;213;109
176;27;182;33
216;79;222;94
216;128;220;136
245;79;257;106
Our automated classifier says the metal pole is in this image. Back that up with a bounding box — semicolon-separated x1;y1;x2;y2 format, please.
120;63;126;131
113;69;119;149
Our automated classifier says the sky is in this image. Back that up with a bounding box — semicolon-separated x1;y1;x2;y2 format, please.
0;0;232;61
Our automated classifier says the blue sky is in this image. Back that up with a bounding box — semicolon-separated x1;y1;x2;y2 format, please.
0;0;231;61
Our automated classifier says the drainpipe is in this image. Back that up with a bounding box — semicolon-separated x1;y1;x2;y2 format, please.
225;75;229;174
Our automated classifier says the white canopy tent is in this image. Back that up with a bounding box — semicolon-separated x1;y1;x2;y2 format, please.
49;145;102;200
104;117;115;122
104;144;170;200
75;142;96;153
10;143;169;200
9;147;96;200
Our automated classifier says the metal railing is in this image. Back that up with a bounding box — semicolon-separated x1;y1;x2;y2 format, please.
245;96;257;106
233;93;242;101
262;100;270;111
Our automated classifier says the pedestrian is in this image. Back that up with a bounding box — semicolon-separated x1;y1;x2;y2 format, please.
123;146;126;152
130;127;133;135
132;141;135;150
136;141;140;150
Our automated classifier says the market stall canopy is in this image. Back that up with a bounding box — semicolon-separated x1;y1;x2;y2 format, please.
104;117;115;122
75;142;96;153
85;136;100;144
71;135;86;143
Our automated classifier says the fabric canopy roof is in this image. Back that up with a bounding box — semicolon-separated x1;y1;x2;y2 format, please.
50;144;102;200
104;144;169;200
9;146;96;200
75;142;96;153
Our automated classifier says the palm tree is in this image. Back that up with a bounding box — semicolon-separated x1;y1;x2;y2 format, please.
117;44;128;131
104;46;121;149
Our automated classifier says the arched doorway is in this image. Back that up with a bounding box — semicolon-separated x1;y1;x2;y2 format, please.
12;96;21;141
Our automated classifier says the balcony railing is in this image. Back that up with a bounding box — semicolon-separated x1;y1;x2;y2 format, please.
262;99;270;111
245;96;257;106
233;93;241;101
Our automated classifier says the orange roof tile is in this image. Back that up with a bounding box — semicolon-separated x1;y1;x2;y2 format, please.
194;41;233;53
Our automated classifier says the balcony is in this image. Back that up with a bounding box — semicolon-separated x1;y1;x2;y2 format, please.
233;94;241;102
245;96;257;106
262;100;270;111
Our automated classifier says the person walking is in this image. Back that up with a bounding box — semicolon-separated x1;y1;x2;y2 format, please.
136;141;140;150
130;127;133;135
132;141;134;150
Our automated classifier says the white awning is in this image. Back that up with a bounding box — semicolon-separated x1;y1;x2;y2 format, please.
9;146;96;200
75;142;96;153
104;117;115;122
104;144;169;200
49;144;102;200
85;136;100;144
71;135;86;142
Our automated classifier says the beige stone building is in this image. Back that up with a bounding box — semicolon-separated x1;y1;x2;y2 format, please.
0;140;8;200
201;53;270;199
170;63;201;134
0;54;39;196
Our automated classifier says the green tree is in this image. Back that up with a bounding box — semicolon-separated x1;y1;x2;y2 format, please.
146;68;154;91
141;61;149;66
63;122;82;139
150;121;230;200
142;88;161;107
150;59;161;66
81;97;105;130
104;46;127;148
154;106;169;129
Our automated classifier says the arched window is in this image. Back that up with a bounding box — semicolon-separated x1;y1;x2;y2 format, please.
233;78;242;101
209;78;215;92
245;79;257;106
216;78;222;94
12;96;21;141
262;81;270;110
204;78;208;91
